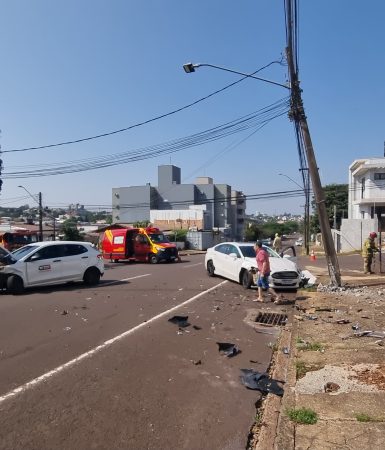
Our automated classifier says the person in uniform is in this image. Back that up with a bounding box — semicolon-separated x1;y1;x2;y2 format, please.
272;233;282;253
362;232;379;274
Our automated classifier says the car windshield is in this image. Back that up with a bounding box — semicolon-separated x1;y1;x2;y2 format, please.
148;233;169;244
265;247;280;258
11;244;39;261
239;245;281;258
239;245;256;258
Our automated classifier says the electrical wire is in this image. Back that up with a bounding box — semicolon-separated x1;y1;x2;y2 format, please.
3;59;286;154
27;187;308;211
3;98;290;179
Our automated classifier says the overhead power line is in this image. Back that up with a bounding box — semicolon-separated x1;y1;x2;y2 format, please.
3;97;290;179
3;59;285;154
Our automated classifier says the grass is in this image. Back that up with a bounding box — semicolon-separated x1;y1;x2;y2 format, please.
254;410;263;425
296;338;324;352
286;407;318;425
295;360;308;379
355;413;384;423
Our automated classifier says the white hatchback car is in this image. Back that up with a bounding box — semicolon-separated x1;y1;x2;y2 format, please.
0;241;104;294
204;242;301;290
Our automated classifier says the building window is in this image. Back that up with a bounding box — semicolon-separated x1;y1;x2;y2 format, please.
361;177;365;199
374;173;385;180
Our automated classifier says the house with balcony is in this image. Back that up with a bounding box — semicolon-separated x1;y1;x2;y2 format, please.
340;158;385;251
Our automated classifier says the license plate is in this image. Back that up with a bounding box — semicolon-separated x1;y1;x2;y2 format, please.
279;279;295;284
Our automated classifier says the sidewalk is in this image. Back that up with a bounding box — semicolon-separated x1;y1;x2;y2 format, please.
257;262;385;450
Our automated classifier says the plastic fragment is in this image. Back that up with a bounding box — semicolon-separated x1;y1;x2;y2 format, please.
239;369;284;396
168;315;190;327
217;342;240;357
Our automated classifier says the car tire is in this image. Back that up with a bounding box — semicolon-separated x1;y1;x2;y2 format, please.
207;260;215;277
148;253;158;264
241;270;253;289
7;275;24;295
83;267;101;286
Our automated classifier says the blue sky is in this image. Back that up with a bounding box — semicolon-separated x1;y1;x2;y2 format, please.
1;0;384;215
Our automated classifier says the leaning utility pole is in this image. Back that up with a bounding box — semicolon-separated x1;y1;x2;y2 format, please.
285;0;341;286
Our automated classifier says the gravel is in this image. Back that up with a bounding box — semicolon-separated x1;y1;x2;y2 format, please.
296;364;381;394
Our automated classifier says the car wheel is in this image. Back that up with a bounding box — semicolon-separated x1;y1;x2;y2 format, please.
241;270;252;289
83;267;101;286
148;253;158;264
7;275;24;295
207;260;215;277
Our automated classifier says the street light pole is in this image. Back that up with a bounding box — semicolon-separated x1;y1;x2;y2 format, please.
183;63;290;90
18;185;43;241
183;48;341;286
38;192;43;241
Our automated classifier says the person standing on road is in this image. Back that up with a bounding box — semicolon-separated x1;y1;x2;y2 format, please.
272;233;282;253
362;232;379;274
254;241;283;303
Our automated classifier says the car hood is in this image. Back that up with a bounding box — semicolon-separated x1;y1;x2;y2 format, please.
156;242;177;249
244;256;298;273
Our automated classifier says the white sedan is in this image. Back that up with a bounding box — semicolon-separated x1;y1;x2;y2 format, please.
0;241;104;294
204;242;301;290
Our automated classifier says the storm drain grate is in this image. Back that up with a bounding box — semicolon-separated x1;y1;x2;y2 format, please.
255;312;288;327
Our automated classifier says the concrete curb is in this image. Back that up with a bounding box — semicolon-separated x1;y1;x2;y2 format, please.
254;323;293;450
253;292;317;450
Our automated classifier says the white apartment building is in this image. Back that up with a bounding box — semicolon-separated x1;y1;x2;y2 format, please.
348;158;385;221
340;158;385;252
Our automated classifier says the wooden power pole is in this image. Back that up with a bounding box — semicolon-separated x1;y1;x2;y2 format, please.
285;0;341;286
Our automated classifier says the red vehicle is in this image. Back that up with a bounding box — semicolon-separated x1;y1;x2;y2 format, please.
101;226;179;264
0;230;39;252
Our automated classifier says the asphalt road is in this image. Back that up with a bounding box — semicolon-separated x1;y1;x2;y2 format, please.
0;255;285;450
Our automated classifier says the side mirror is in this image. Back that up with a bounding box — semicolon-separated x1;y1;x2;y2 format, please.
228;252;238;259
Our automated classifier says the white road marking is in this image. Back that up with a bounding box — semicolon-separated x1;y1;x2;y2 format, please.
101;273;150;286
120;274;151;282
0;280;227;405
182;262;202;269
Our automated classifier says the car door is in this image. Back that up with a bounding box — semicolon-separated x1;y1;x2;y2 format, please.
211;244;229;277
133;234;152;261
60;244;90;280
24;245;65;286
222;244;242;282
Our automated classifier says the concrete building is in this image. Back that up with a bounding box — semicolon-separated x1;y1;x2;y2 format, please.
112;165;246;239
340;158;385;252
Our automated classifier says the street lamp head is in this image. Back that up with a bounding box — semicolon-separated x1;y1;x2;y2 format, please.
183;63;196;73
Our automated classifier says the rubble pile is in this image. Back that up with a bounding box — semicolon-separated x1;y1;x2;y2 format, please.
317;283;385;300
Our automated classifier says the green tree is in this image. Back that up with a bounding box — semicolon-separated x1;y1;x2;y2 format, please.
62;218;83;241
133;220;151;228
311;183;348;233
244;224;262;241
258;221;300;239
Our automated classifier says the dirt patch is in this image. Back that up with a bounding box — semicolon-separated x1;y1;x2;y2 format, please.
352;364;385;390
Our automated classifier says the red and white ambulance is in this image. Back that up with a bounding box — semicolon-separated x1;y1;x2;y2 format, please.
101;226;179;264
